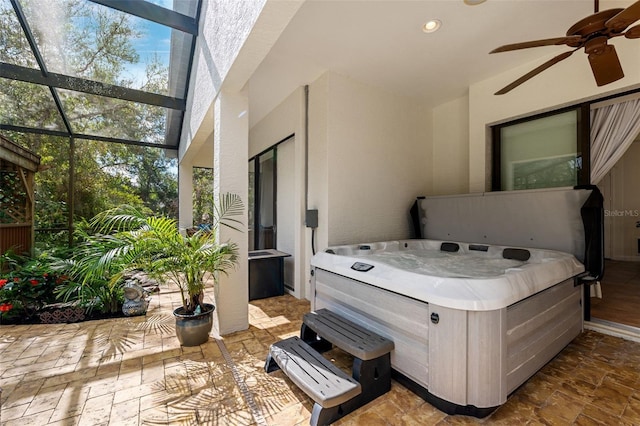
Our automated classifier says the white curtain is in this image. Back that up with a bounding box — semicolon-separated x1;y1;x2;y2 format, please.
590;97;640;184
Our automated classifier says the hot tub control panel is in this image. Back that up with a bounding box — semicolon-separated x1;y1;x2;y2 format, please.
351;262;374;272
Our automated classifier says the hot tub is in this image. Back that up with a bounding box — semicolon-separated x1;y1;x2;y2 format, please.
310;239;584;416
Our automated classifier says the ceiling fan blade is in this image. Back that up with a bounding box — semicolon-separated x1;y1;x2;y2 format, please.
490;36;583;53
495;50;575;95
605;0;640;32
625;24;640;38
588;44;624;86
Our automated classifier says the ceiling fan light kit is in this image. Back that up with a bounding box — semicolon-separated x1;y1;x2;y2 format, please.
490;0;640;95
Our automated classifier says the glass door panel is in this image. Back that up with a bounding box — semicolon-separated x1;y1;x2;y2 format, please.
248;158;255;251
498;110;580;191
258;150;276;249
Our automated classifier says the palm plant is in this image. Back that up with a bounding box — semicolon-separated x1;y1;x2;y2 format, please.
54;221;127;314
61;193;243;315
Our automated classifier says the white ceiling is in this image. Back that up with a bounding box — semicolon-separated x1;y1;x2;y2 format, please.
248;0;636;128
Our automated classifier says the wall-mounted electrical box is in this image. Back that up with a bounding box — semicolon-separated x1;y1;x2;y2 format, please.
306;209;318;228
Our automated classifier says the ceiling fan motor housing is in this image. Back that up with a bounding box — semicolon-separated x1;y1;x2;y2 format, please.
566;8;624;37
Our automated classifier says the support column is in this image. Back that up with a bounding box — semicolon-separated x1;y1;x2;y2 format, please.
178;163;194;233
213;90;249;335
68;137;75;248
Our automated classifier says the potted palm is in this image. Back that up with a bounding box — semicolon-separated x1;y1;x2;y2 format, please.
72;193;243;346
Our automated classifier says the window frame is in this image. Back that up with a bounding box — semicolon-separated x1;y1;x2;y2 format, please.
248;133;294;250
491;104;590;191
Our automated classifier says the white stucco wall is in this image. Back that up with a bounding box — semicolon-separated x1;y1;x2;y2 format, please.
432;96;469;195
249;88;302;157
307;73;330;300
213;90;250;335
276;138;296;289
322;72;431;246
251;72;432;298
180;0;304;162
177;0;304;334
307;73;330;234
253;75;434;250
468;40;640;192
249;87;307;298
180;0;267;161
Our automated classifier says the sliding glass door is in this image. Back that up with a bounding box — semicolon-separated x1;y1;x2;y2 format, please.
249;148;277;250
249;135;296;291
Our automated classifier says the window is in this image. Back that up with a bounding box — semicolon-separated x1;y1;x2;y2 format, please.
492;106;590;191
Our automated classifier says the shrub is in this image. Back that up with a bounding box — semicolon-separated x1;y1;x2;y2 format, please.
0;252;68;321
52;223;125;315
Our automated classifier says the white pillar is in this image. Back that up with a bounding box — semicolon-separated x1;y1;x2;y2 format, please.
213;90;249;335
178;163;193;233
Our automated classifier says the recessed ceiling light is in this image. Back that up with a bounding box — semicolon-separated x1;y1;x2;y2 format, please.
464;0;487;5
422;19;441;33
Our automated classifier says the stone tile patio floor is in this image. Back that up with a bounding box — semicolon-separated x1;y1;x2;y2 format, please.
1;282;640;425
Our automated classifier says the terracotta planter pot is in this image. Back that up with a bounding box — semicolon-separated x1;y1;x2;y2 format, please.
173;303;215;346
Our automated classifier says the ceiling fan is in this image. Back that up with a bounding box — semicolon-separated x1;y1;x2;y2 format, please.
490;0;640;95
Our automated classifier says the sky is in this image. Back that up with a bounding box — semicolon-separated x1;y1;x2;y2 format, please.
126;19;172;90
24;0;176;92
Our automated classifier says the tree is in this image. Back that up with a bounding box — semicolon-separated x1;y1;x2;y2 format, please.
193;167;214;225
0;0;180;249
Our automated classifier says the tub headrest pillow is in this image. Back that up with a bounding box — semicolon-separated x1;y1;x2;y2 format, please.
440;242;460;252
503;248;531;262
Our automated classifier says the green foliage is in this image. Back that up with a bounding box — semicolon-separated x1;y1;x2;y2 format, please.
193;168;214;225
0;168;27;224
35;231;71;253
0;0;179;250
0;0;184;315
68;194;244;315
52;272;123;315
0;241;126;320
52;222;126;315
0;251;69;321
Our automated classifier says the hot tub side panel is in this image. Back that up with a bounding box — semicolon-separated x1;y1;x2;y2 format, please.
505;278;583;393
311;269;430;389
427;304;507;408
311;266;583;415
